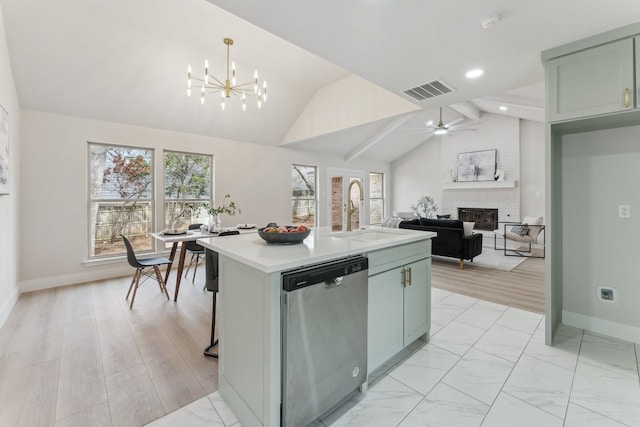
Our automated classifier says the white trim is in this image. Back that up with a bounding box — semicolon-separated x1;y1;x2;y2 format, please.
563;310;640;344
20;266;133;293
442;180;517;190
0;287;20;329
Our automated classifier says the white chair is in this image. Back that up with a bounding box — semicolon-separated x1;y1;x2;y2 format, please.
493;216;545;258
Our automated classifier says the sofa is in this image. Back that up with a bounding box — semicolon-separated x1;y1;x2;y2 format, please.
399;218;483;269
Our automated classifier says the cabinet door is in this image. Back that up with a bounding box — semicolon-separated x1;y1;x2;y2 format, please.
403;259;430;344
367;267;404;373
547;38;634;122
636;37;640;108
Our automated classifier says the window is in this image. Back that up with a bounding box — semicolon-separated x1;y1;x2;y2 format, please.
164;151;212;229
369;172;384;224
89;143;153;258
292;165;317;227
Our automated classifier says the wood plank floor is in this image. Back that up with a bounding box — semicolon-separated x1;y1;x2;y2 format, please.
431;256;545;313
0;264;217;427
0;255;545;426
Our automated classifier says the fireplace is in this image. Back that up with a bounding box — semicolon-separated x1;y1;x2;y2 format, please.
458;208;498;231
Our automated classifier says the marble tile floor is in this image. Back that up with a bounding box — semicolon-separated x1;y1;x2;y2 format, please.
147;287;640;427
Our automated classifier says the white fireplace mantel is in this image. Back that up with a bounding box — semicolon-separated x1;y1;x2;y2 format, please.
442;180;518;190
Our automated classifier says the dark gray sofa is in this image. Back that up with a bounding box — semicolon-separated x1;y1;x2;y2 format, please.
399;218;483;269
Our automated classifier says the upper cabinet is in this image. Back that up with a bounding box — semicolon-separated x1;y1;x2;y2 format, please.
546;38;634;122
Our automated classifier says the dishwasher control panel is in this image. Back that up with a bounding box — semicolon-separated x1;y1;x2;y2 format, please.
281;256;368;292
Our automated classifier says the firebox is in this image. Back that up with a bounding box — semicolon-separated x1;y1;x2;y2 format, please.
458;208;498;231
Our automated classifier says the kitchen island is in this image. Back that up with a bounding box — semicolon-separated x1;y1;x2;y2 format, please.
198;226;435;427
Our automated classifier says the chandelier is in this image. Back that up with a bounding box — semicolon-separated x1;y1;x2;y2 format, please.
187;38;267;111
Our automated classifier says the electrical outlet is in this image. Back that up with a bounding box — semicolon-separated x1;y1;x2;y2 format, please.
597;286;617;303
618;205;631;218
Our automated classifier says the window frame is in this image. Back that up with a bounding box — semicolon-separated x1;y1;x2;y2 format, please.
369;172;384;225
87;141;155;259
163;149;214;230
291;164;318;227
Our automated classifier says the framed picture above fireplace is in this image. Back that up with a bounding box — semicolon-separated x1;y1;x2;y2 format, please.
457;149;496;182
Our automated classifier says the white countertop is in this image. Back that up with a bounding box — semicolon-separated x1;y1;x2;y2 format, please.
197;226;435;273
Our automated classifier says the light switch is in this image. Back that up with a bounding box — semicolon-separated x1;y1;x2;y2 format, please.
618;205;631;218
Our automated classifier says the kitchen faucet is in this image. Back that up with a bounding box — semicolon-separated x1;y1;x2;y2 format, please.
346;180;364;232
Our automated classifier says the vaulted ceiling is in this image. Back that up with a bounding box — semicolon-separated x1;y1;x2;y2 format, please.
2;0;640;161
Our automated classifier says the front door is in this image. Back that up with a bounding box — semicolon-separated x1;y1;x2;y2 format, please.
327;169;364;232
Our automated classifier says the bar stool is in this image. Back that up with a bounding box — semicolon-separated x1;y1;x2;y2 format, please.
204;248;219;358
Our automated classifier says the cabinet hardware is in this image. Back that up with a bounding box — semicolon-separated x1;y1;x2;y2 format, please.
401;268;406;287
407;267;412;285
625;88;630;107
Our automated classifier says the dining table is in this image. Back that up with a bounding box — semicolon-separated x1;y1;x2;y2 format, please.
152;227;254;301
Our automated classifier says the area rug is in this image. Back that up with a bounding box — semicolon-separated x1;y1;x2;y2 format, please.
432;247;527;272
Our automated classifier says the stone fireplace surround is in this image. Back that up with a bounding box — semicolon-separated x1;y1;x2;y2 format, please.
440;113;521;229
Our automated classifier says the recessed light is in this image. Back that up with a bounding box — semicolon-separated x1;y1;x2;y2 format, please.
499;105;508;111
465;69;484;79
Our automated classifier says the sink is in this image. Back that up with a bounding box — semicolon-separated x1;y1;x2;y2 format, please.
333;229;407;242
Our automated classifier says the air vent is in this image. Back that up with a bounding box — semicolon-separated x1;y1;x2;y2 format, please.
403;80;454;101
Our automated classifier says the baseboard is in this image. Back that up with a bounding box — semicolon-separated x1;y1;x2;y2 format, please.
562;310;640;344
19;266;133;293
0;286;20;329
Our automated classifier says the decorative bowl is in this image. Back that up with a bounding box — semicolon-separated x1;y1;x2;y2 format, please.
258;226;311;244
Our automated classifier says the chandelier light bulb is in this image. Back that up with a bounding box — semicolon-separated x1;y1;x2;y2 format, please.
434;128;447;136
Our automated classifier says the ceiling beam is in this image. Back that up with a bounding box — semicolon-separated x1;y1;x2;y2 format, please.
449;102;481;121
345;113;416;162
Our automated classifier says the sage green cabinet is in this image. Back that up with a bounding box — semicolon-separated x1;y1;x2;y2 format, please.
367;258;430;373
547;38;634;122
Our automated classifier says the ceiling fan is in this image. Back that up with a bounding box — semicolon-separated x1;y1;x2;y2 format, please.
428;107;467;136
401;107;479;139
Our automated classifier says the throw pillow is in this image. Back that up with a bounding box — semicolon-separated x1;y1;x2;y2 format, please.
510;224;529;236
522;216;544;239
393;211;416;220
436;214;451;219
463;221;475;237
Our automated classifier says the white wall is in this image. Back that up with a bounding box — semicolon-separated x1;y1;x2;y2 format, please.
561;125;640;341
520;119;545;218
19;110;390;291
391;113;543;223
0;4;21;327
390;130;442;213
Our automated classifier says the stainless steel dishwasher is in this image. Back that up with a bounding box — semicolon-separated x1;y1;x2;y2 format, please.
281;255;368;427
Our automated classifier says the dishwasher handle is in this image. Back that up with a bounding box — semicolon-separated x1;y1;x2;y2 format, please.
324;276;344;288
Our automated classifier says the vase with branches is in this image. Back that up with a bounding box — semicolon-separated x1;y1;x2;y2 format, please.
207;194;241;231
411;196;438;219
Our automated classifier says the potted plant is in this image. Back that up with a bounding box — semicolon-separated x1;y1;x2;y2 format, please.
207;194;241;231
411;196;438;219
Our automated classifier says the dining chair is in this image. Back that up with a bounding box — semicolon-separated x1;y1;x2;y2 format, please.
184;223;205;283
121;234;172;309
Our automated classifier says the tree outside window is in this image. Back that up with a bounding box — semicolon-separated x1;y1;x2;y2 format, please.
292;165;316;227
369;172;384;225
89;143;153;257
164;151;212;229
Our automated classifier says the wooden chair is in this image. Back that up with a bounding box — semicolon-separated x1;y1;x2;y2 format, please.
121;234;172;309
184;223;205;283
